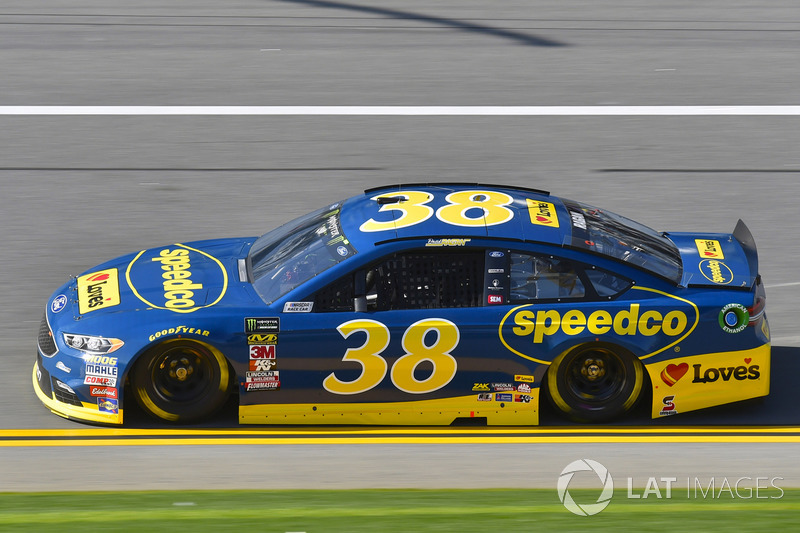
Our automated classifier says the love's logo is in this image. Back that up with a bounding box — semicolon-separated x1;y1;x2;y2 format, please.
660;362;689;387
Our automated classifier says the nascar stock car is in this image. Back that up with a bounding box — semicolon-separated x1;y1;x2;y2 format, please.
34;183;769;426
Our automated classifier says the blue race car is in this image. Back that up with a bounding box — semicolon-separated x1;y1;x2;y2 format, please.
34;184;769;425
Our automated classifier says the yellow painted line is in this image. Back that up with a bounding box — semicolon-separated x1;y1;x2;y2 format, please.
1;435;800;447
2;426;800;438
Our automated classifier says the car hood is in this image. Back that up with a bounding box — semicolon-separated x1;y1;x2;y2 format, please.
69;237;257;317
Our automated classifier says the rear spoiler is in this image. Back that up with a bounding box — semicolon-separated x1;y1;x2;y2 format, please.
733;219;759;280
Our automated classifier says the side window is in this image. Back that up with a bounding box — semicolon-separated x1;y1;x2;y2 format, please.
370;251;485;310
585;268;632;297
510;253;586;302
314;274;355;312
313;250;485;312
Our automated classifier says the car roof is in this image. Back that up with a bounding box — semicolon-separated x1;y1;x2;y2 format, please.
339;183;572;251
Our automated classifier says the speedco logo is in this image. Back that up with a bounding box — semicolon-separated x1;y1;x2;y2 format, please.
699;259;733;285
499;288;698;362
126;244;228;314
558;459;614;516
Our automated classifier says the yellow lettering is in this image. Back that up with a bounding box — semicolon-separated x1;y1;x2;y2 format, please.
533;310;561;344
662;310;687;336
513;310;535;336
587;310;612;334
613;303;639;335
561;310;586;335
638;310;663;336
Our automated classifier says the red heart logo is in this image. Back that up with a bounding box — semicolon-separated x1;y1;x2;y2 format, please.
744;358;752;364
704;251;715;256
87;273;110;282
536;216;552;224
660;363;689;387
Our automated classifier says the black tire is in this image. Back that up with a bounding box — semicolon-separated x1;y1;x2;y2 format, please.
546;342;644;423
131;339;230;423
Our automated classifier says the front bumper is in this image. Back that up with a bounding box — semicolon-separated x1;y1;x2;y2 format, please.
33;360;123;425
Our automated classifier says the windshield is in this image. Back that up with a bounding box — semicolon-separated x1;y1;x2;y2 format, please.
249;203;356;304
562;199;682;283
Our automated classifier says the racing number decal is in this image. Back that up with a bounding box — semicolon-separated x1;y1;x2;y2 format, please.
323;319;460;395
392;319;459;393
322;319;389;395
359;191;434;232
436;191;514;227
360;190;514;232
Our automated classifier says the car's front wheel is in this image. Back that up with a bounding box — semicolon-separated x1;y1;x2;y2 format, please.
131;339;230;423
546;342;644;422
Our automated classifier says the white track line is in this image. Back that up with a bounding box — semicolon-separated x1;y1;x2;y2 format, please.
2;106;800;116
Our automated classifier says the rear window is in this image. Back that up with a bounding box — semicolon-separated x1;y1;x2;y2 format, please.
562;199;682;283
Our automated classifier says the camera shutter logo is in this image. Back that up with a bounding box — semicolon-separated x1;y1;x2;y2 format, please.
557;459;614;516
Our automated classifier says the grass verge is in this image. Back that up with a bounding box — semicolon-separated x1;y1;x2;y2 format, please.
0;488;796;532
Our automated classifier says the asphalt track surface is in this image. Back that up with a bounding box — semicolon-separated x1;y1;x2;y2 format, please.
1;1;800;491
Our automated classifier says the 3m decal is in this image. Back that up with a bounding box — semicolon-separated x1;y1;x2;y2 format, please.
699;259;733;285
695;239;724;259
323;318;459;396
77;269;120;314
526;199;559;227
249;345;276;359
126;245;228;314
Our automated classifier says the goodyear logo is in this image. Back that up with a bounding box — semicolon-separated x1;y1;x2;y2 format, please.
695;239;724;259
77;269;120;314
126;244;228;314
526;199;559;227
699;259;733;285
499;289;698;363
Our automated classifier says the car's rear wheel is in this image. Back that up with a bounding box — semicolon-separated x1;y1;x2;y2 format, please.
131;339;230;423
546;342;644;422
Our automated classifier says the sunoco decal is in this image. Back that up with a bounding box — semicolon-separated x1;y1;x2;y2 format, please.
126;244;228;314
498;286;699;364
77;269;121;315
